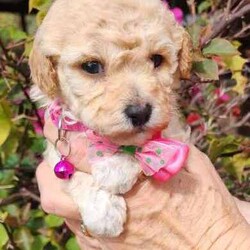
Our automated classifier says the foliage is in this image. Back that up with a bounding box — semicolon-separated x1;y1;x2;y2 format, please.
0;1;79;249
0;0;250;249
179;0;250;188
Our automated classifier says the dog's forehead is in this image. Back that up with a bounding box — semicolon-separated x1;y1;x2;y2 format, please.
36;0;178;56
66;20;174;50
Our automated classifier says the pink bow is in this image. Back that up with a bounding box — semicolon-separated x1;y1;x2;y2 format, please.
49;102;189;182
86;130;189;182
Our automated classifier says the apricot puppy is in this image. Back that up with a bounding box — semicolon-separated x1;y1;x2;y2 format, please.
30;0;192;237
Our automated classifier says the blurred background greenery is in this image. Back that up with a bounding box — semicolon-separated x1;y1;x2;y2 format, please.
0;0;249;249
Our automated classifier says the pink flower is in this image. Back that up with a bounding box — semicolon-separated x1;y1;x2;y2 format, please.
162;1;184;24
171;7;184;24
189;85;201;96
232;106;241;117
189;85;204;104
186;113;206;132
215;89;230;104
186;113;201;125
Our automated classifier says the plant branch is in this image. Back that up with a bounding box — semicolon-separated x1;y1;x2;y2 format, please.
187;0;196;20
232;0;249;14
0;188;40;207
0;39;11;61
234;24;250;38
203;3;250;45
0;39;44;129
18;82;44;129
225;0;232;17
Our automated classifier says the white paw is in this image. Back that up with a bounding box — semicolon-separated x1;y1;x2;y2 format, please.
82;189;127;237
92;154;141;194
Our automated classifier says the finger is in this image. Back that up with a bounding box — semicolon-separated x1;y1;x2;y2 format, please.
65;219;102;250
184;145;214;175
36;161;81;220
65;219;83;238
43;117;91;173
234;198;250;224
183;145;235;198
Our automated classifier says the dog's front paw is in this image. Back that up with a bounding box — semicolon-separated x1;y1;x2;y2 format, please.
92;154;141;194
82;189;126;237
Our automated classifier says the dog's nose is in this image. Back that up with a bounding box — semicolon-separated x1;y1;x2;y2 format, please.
125;103;152;127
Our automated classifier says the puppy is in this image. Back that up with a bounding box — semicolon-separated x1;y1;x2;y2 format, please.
29;0;192;237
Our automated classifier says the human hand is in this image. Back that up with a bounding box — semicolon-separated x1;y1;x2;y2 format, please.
37;118;250;250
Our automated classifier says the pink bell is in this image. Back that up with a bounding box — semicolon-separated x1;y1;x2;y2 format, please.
54;159;75;179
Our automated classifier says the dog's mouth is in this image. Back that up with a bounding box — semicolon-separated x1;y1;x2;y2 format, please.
134;126;146;133
104;123;168;146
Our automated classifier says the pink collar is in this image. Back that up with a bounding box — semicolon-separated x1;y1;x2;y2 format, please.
48;101;189;182
48;100;88;132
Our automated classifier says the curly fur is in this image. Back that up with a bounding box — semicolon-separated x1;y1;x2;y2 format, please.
29;0;192;237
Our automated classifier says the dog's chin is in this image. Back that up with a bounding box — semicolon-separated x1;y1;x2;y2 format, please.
105;125;167;146
107;131;152;146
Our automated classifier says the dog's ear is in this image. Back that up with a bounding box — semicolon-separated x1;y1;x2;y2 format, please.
178;29;193;79
29;45;59;98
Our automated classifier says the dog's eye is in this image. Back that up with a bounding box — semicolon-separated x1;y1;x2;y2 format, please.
81;61;104;74
151;54;164;68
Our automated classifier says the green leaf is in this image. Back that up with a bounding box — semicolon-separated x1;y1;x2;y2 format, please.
208;135;241;161
0;211;8;223
0;189;9;199
66;237;80;250
0;79;9;99
29;0;49;12
224;178;235;190
1;129;19;160
45;214;64;228
203;38;239;56
27;217;45;231
187;24;201;49
32;235;49;250
0;26;27;44
192;59;219;80
0;26;27;43
31;137;46;154
223;154;250;182
13;227;34;250
30;209;45;218
21;157;36;169
29;0;52;24
36;7;49;25
224;55;247;72
208;138;240;162
0;170;15;185
231;40;241;49
232;72;248;94
198;1;212;14
223;55;247;94
4;204;20;219
49;240;64;250
0;223;9;248
24;38;34;58
10;28;27;42
5;154;20;168
0;102;12;146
